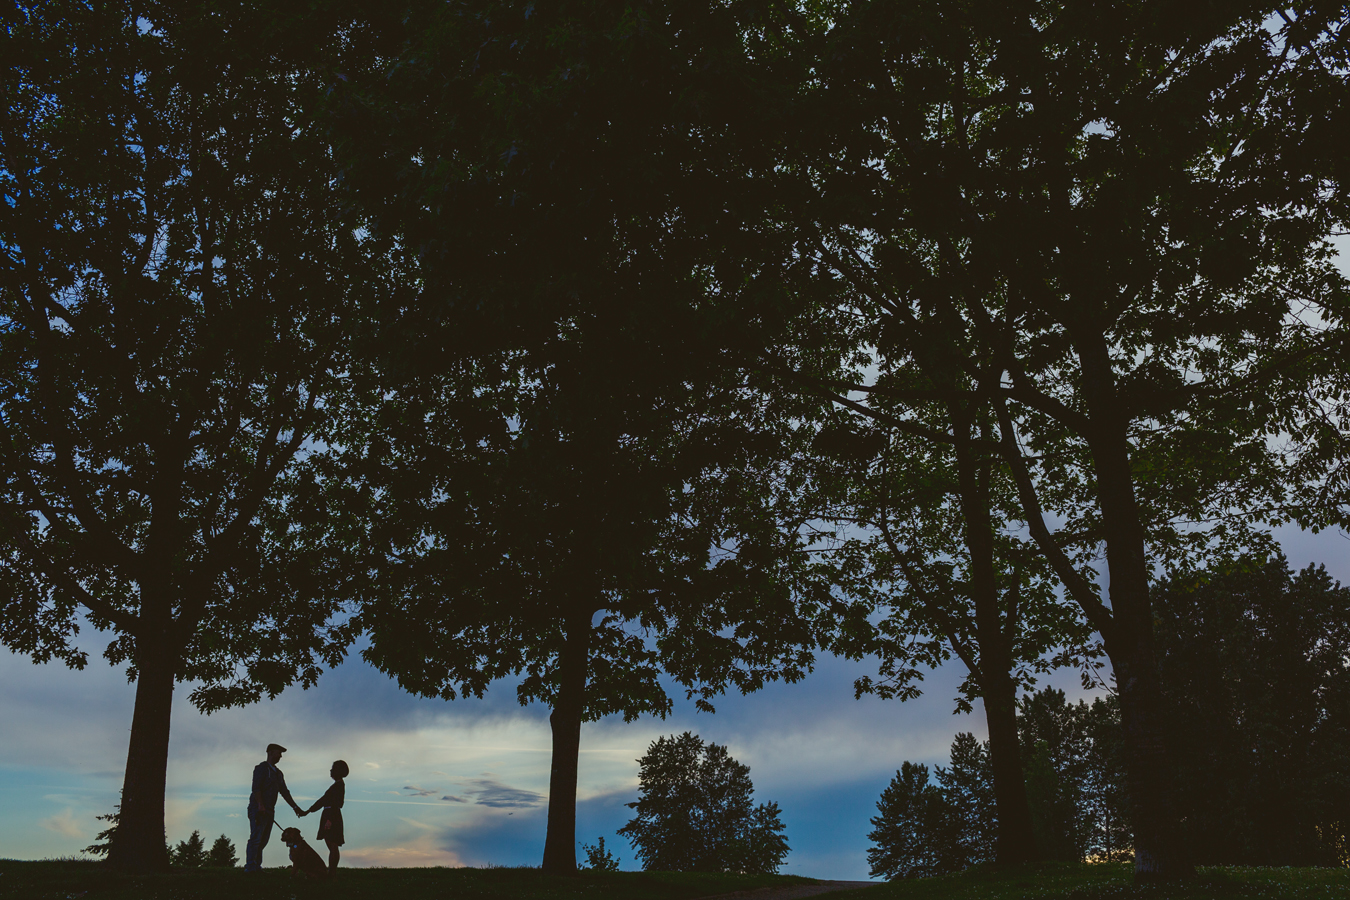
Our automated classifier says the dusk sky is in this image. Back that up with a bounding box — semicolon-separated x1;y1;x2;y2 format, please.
3;526;1346;880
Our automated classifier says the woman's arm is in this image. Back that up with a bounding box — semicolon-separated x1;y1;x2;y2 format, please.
308;783;336;813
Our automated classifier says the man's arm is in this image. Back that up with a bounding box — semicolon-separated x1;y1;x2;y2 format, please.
276;770;303;814
251;763;267;797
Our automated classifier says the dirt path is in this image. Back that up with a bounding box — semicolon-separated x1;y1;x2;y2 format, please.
692;881;880;900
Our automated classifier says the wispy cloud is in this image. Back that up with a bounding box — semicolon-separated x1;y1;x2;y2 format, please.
403;785;439;797
441;795;467;803
463;779;545;809
38;809;83;839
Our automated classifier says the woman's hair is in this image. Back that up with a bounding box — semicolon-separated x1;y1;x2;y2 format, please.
332;759;350;778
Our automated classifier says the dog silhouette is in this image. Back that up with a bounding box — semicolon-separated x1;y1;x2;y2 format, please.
280;826;329;879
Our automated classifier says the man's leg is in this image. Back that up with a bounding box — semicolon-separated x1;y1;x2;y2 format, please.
244;807;272;871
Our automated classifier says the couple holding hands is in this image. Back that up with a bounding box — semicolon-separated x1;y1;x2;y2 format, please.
244;743;347;873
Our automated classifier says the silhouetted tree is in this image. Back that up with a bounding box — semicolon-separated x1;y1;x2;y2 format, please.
867;763;955;879
801;0;1350;880
1018;687;1132;862
327;0;843;874
822;405;1094;866
82;806;120;858
867;733;998;879
1155;555;1350;866
206;834;238;868
170;831;206;868
0;1;384;870
580;836;619;872
1081;697;1131;862
619;732;789;874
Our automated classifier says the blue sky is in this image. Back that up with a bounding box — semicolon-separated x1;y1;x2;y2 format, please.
2;524;1347;879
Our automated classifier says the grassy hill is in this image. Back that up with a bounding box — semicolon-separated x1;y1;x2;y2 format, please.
6;859;1350;900
0;859;812;900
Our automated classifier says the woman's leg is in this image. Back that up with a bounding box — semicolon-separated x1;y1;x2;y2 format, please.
326;838;340;871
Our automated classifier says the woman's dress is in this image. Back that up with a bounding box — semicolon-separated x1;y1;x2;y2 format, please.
311;780;345;845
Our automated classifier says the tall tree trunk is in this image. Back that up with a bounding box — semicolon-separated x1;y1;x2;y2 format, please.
1075;330;1191;882
106;626;175;872
541;607;592;875
951;410;1039;865
983;667;1038;864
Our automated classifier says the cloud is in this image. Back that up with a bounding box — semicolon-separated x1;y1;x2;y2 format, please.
463;779;545;809
441;795;467;803
403;785;439;797
38;809;83;839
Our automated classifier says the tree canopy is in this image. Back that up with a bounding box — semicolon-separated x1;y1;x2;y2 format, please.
0;0;382;870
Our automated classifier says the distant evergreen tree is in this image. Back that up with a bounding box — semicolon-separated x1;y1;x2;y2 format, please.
206;834;238;867
867;733;996;879
1080;697;1131;861
619;732;789;873
171;831;207;868
868;762;956;880
1018;690;1088;860
941;733;997;865
870;700;1133;880
83;805;120;858
1017;687;1131;861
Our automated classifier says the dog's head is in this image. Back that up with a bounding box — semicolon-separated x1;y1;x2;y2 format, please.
280;827;303;844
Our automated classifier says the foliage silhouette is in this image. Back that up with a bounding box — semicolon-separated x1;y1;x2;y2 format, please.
170;831;206;869
328;0;844;874
821;403;1094;865
619;732;789;874
1155;555;1350;866
799;0;1350;880
581;837;620;873
0;0;384;870
205;834;238;868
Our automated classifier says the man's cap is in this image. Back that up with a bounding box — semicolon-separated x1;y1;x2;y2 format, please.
267;743;287;754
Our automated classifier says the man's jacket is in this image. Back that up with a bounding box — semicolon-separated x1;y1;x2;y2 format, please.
249;761;295;813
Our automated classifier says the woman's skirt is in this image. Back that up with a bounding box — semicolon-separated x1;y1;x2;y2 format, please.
316;807;344;846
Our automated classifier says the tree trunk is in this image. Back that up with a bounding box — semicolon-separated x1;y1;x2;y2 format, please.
541;608;592;875
106;631;175;872
983;668;1038;864
1074;329;1192;882
950;407;1039;865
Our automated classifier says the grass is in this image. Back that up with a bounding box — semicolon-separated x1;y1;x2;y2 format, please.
8;859;1350;900
0;859;815;900
825;862;1350;900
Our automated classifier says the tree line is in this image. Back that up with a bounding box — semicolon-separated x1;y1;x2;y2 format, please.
1;0;1347;881
871;556;1350;877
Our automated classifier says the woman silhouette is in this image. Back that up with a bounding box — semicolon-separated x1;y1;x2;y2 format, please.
304;759;347;872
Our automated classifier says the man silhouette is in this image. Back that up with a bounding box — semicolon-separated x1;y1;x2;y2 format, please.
244;743;305;871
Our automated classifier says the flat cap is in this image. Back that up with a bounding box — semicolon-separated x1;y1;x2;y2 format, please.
266;743;288;754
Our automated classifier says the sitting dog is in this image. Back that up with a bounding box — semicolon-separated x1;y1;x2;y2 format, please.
280;826;329;880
